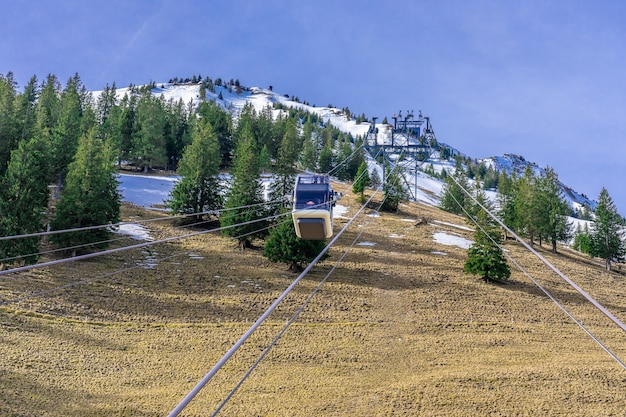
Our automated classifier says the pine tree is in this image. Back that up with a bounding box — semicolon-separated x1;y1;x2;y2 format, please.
318;144;333;173
264;213;329;272
497;170;517;238
132;92;167;171
538;167;572;253
352;161;370;203
589;188;625;271
515;167;543;247
0;134;50;266
269;119;300;214
464;188;510;282
439;171;470;215
0;72;19;175
381;163;407;212
220;126;267;249
572;223;592;254
167;120;222;223
197;100;233;167
50;127;120;254
52;74;84;187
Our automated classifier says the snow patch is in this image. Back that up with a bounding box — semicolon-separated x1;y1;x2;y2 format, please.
115;223;153;241
433;232;473;249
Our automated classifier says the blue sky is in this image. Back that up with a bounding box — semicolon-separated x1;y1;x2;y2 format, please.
3;0;626;212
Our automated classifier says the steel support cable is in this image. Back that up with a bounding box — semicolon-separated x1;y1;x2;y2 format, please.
0;196;289;242
0;210;295;277
448;173;626;334
211;180;391;416
445;186;626;370
325;142;365;177
0;220;294;306
167;180;380;417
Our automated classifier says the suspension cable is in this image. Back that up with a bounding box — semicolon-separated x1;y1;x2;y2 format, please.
210;173;392;415
167;176;381;417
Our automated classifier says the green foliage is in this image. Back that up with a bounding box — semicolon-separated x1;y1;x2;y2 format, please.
537;167;572;253
318;144;333;173
352;161;370;202
220;126;267;249
132;92;168;171
263;214;329;271
589;188;625;271
258;144;271;173
464;189;510;281
381;164;407;212
0;134;50;265
439;171;470;215
167;120;223;222
572;223;592;254
50;128;120;253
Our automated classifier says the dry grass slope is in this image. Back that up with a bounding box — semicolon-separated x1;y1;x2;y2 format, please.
1;182;626;416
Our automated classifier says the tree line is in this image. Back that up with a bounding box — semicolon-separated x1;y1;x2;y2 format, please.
440;164;625;273
0;72;368;268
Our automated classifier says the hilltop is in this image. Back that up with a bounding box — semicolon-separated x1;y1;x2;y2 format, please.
102;81;597;216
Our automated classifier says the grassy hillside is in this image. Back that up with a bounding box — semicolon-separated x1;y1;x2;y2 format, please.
1;182;625;416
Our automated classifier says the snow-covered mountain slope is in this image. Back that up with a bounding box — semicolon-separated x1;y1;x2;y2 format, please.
482;154;596;212
95;81;595;214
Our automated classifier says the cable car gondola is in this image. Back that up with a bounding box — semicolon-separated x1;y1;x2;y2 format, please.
292;174;334;240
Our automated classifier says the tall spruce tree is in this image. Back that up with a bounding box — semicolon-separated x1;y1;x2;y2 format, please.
440;170;470;215
589;188;625;271
50;127;120;254
352;161;370;203
220;125;267;249
0;72;19;175
269;118;300;214
0;134;50;266
167;120;222;223
538;167;572;253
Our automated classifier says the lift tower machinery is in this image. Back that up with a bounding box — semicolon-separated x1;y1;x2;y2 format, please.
364;110;438;202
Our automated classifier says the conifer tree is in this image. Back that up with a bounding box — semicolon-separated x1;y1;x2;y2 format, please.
497;170;517;238
352;161;370;203
167;120;222;223
464;188;510;281
50;127;120;254
197;100;233;167
318;144;333;173
264;212;328;272
572;223;592;254
269;119;300;213
515;167;543;247
220;125;267;249
52;74;84;187
439;170;470;215
589;188;625;271
0;72;19;175
381;163;407;212
132;92;167;171
538;167;572;253
0;134;50;265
